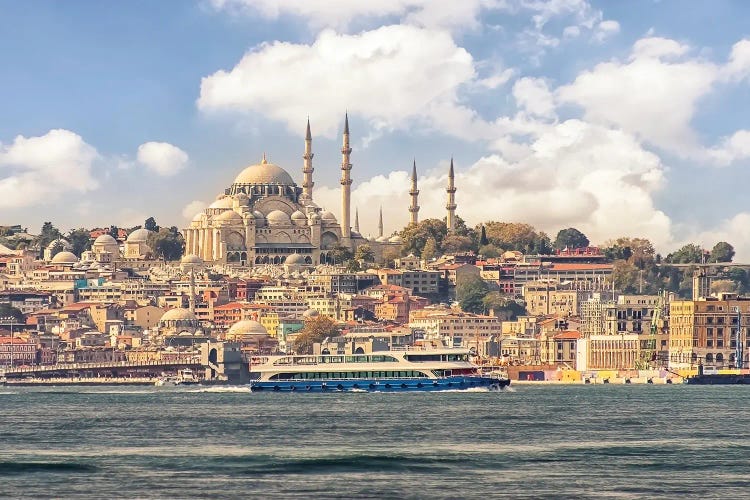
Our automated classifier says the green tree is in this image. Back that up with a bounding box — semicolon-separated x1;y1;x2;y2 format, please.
144;217;159;232
711;279;739;294
381;246;400;268
0;304;25;323
35;222;61;250
479;225;489;246
67;228;92;257
293;316;340;354
483;222;549;254
331;246;354;265
147;228;185;262
603;237;656;269
345;260;361;272
709;241;735;263
554;227;590;250
354;244;375;263
399;219;448;257
442;234;474;254
482;291;526;320
478;244;503;259
666;244;705;264
422;237;438;261
456;276;489;314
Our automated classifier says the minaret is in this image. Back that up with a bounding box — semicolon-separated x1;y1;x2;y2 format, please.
378;206;384;238
354;208;360;233
340;113;352;242
446;157;457;233
302;118;314;203
409;159;420;225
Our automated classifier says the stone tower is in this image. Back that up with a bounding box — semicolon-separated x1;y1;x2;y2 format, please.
378;206;384;238
302;118;314;204
340;113;352;243
409;158;420;225
446;158;457;233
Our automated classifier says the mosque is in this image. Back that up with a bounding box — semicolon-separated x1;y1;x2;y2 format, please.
183;115;458;266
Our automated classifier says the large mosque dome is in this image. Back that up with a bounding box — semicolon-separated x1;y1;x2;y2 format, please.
233;158;296;186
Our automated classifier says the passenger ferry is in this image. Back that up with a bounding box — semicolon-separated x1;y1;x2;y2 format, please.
248;347;510;392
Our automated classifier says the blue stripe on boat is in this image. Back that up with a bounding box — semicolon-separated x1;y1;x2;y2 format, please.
249;376;509;392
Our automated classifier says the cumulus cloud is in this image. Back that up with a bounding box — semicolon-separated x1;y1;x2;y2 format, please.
557;37;717;154
592;20;620;43
182;200;208;220
314;119;673;249
198;25;485;139
513;77;556;118
136;142;189;176
689;212;750;261
0;129;99;208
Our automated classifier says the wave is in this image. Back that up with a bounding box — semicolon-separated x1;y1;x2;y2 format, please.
0;461;98;474
187;386;251;393
211;453;465;475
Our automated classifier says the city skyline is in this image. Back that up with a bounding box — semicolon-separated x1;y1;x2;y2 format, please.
2;1;750;257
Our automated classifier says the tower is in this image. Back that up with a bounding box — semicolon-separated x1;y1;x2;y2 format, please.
378;206;384;238
408;158;420;225
446;157;457;233
340;113;353;242
302;118;314;204
354;208;360;233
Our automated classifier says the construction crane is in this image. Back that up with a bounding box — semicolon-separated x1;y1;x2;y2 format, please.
636;290;663;369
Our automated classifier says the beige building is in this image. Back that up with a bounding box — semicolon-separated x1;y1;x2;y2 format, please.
523;281;588;317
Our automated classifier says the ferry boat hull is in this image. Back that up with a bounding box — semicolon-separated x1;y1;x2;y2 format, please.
249;375;509;392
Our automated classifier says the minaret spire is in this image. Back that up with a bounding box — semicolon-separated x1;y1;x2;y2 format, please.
446;157;457;233
409;158;420;225
354;207;360;233
378;206;384;238
340;113;353;243
302;117;314;204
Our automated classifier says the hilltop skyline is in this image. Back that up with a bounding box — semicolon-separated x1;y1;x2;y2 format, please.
2;1;750;257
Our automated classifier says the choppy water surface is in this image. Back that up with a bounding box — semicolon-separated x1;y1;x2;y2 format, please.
1;384;749;499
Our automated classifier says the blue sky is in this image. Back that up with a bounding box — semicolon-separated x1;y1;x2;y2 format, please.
2;0;750;257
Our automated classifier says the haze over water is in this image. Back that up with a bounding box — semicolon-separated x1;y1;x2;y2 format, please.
1;385;748;499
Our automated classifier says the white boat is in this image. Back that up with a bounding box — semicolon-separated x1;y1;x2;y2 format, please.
155;368;200;386
248;347;510;392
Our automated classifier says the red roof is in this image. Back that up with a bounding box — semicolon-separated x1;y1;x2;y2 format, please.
548;263;612;271
553;331;581;340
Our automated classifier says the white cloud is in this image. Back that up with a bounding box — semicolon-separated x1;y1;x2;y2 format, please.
182;200;208;220
198;25;484;139
707;129;750;166
0;129;99;209
562;26;581;39
722;39;750;82
314;119;673;249
136;142;189;176
513;77;556;118
557;37;717;154
592;20;620;43
689;212;750;261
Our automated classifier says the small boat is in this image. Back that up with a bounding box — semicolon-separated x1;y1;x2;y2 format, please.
247;347;510;392
155;368;200;386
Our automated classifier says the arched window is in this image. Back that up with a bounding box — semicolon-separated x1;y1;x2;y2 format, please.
705;353;714;363
716;353;724;364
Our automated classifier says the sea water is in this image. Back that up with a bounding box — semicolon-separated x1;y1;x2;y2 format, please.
1;385;749;499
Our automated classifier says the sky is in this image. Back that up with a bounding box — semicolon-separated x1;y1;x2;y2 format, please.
2;1;750;257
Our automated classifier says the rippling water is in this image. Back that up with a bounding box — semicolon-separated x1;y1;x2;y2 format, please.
2;385;749;499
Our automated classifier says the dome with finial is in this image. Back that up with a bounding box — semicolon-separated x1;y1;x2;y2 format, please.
232;154;296;186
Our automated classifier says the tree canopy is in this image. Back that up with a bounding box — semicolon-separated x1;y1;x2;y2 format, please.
709;241;735;263
399;219;448;257
482;222;551;254
354;244;375;263
147;228;184;261
666;244;705;264
67;228;92;257
292;316;340;354
144;217;159;232
553;228;589;250
456;276;489;314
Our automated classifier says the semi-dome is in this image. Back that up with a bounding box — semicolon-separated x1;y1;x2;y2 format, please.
266;210;291;225
127;228;152;242
47;238;71;250
388;235;403;243
94;234;117;245
291;210;306;220
227;320;269;338
51;251;79;264
320;211;337;222
253;210;265;219
160;308;197;322
376;236;388;242
233;157;295;186
215;210;242;223
209;197;233;210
